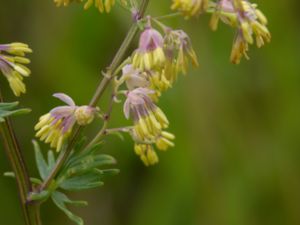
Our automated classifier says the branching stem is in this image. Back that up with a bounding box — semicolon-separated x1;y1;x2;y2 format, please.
40;0;150;192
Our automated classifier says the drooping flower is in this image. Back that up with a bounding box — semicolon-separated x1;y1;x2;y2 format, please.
121;64;149;90
171;0;209;18
35;93;96;151
132;27;166;71
134;144;159;166
132;131;175;166
123;88;169;142
163;29;199;81
210;0;271;63
54;0;81;7
0;43;32;96
54;0;127;13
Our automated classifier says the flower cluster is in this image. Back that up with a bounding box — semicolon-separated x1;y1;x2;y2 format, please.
119;20;198;165
35;93;96;151
171;0;271;64
54;0;127;13
0;43;32;96
211;0;271;64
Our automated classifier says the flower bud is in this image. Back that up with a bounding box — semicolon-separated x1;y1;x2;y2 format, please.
75;106;95;126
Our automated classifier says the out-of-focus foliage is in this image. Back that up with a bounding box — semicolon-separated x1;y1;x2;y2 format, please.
0;102;30;122
0;1;300;225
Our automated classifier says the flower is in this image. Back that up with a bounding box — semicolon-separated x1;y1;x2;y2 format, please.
54;0;81;7
54;0;127;13
132;27;166;71
133;131;175;166
123;88;169;142
122;64;150;90
164;29;199;80
134;144;159;166
210;0;271;63
171;0;209;18
35;93;96;151
0;43;32;96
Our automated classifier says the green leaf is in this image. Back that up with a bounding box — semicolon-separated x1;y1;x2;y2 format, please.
3;172;15;178
0;102;31;122
47;150;56;170
51;191;87;225
66;154;116;177
33;140;49;180
65;142;103;169
4;172;42;184
59;170;104;191
97;168;120;177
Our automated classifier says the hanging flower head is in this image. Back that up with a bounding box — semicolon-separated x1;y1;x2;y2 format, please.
133;131;175;166
35;93;96;151
54;0;127;13
171;0;209;18
210;0;271;63
134;144;159;166
122;64;150;90
54;0;81;7
123;88;169;142
163;29;199;83
132;25;166;71
0;43;32;96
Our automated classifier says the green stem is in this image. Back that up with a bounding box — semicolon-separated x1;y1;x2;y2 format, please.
40;0;150;192
0;90;41;225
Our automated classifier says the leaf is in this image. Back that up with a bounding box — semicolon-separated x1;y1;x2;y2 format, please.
47;150;56;170
59;170;104;191
51;191;87;225
65;142;103;169
97;168;120;178
3;172;15;178
4;172;42;184
0;102;31;122
33;140;49;180
66;154;116;177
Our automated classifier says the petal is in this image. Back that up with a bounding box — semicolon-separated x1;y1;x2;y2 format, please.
53;93;76;106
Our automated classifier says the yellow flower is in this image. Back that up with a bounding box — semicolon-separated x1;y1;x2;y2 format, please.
164;29;199;82
210;0;271;63
54;0;127;13
35;93;96;151
134;144;159;166
230;33;249;64
0;43;32;96
132;27;166;71
132;131;175;166
124;88;169;142
171;0;209;18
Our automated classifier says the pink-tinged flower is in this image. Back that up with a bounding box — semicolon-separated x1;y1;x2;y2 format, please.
163;29;199;82
35;93;96;151
210;0;271;63
122;64;149;90
121;64;169;99
123;88;169;142
132;27;166;70
0;43;32;96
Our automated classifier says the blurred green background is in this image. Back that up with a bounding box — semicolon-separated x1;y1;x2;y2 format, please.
1;1;300;225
